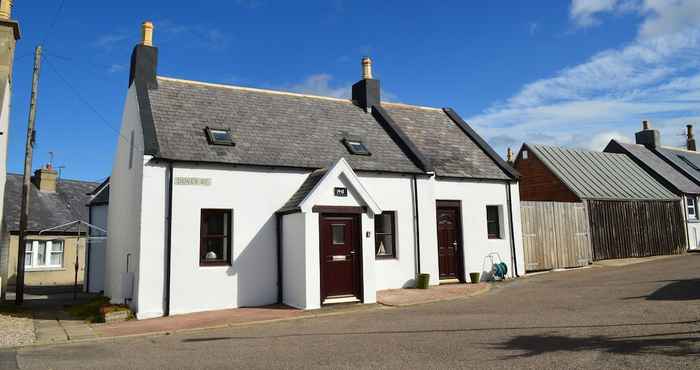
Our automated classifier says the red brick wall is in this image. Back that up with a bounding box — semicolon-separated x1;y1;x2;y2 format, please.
514;149;579;202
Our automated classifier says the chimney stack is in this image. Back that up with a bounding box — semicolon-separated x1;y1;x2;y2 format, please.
352;56;380;112
506;147;513;163
141;21;154;46
129;21;158;89
688;124;696;151
635;119;660;148
0;0;12;20
32;164;58;193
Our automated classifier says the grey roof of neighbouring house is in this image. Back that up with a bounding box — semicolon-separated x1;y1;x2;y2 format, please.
278;168;328;213
145;76;512;180
653;146;700;186
88;178;110;206
525;144;678;201
604;140;700;195
3;174;99;232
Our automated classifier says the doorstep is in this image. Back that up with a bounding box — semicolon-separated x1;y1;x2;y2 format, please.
377;283;490;307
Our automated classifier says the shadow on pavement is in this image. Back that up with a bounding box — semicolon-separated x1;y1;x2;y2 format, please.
180;319;700;343
624;279;700;301
493;332;700;358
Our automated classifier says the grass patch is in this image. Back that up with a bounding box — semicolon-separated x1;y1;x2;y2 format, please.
66;296;111;323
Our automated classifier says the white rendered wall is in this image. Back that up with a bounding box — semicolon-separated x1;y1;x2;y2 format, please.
168;163;309;315
282;212;306;309
0;81;10;295
105;86;144;311
358;173;417;290
416;177;439;285
434;179;525;280
87;204;108;293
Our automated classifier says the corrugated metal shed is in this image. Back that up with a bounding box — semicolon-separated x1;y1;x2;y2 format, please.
526;144;678;201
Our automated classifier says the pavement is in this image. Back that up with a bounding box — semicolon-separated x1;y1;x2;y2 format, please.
1;253;698;369
377;282;489;306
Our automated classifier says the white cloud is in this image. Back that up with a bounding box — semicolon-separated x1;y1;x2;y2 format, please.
108;64;126;73
469;1;700;156
570;0;619;27
287;74;351;99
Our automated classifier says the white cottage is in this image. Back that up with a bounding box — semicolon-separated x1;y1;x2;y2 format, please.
105;22;525;319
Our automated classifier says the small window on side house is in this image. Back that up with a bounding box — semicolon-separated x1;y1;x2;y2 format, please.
486;206;501;239
375;211;396;258
688;196;697;220
200;209;232;266
205;127;235;146
343;139;370;156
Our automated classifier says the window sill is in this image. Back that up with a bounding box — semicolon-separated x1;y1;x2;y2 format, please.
199;261;232;267
375;255;397;260
488;236;503;240
25;267;65;272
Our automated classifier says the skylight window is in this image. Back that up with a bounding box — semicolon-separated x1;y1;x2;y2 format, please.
205;127;235;146
677;155;700;171
343;139;370;156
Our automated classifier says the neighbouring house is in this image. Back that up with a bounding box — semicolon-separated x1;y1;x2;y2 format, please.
514;144;686;266
86;178;109;293
0;1;21;296
604;122;700;252
0;166;98;297
105;22;525;319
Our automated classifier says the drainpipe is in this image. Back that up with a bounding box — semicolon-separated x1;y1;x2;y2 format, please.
164;161;174;316
506;182;519;277
412;175;421;275
276;213;283;304
85;205;92;293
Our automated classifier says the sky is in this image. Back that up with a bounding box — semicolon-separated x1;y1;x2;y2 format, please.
5;0;699;181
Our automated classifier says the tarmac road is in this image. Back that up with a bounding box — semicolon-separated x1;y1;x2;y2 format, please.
2;253;699;369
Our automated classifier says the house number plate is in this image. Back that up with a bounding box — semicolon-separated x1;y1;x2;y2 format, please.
334;187;348;197
175;177;212;186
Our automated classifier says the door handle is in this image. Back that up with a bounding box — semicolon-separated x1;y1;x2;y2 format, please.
452;241;458;247
349;251;356;255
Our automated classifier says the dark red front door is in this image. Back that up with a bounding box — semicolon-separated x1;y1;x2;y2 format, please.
320;215;361;301
436;204;463;280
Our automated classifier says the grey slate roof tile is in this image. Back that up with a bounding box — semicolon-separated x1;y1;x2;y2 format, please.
148;77;423;174
654;146;700;185
278;168;327;213
146;77;511;180
3;174;98;232
527;144;678;201
383;104;511;180
605;140;700;195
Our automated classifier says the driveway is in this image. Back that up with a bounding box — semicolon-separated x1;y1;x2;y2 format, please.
2;254;699;369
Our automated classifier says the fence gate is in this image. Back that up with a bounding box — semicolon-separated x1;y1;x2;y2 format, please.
521;201;592;271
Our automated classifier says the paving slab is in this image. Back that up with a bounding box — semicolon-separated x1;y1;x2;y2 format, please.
377;282;490;307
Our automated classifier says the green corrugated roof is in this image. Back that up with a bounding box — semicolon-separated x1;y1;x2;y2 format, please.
526;144;678;201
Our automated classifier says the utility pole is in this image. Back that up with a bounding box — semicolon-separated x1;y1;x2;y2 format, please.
15;45;42;305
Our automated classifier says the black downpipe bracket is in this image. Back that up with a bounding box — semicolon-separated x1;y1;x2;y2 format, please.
164;161;174;316
506;182;519;277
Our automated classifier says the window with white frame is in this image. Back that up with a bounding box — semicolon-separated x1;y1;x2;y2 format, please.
688;196;698;220
24;240;64;269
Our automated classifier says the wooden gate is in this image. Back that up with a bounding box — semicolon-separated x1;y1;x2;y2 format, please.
521;201;592;271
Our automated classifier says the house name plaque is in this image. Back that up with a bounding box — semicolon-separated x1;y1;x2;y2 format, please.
334;187;348;197
175;177;212;186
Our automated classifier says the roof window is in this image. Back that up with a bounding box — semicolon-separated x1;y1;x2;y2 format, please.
205;127;235;146
343;139;370;156
677;155;700;171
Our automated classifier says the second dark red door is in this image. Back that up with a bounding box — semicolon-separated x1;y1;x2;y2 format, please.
436;205;463;280
320;215;361;301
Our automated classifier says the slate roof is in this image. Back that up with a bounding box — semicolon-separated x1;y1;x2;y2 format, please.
526;144;678;201
145;76;512;180
88;178;110;206
278;168;328;213
654;146;700;186
384;105;511;180
604;140;700;195
3;174;99;232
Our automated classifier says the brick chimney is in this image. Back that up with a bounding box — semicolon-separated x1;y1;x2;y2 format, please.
687;124;696;151
352;56;380;113
32;164;58;192
635;120;660;148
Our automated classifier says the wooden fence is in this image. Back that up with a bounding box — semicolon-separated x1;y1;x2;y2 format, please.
587;200;686;260
521;201;592;271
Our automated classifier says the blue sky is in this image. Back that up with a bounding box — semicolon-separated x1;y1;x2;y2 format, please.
7;1;698;181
